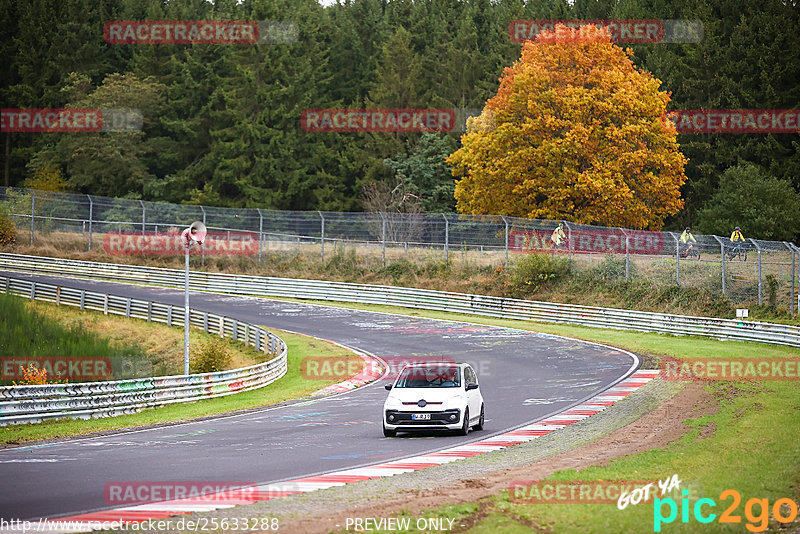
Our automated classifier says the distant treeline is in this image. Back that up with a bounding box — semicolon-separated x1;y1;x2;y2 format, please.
1;0;798;232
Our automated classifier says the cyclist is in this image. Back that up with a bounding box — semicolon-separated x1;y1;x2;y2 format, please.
729;226;746;259
679;226;696;257
550;222;566;249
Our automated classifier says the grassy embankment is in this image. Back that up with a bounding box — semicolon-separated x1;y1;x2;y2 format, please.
292;301;799;534
0;293;358;445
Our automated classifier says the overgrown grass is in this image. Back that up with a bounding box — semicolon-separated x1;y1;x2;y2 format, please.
0;294;271;381
0;292;145;361
0;293;149;384
0;327;356;445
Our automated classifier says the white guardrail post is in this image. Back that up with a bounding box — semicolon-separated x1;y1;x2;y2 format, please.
0;273;288;426
0;254;797;350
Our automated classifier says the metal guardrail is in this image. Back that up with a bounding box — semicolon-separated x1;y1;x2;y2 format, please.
0;273;287;426
1;253;798;349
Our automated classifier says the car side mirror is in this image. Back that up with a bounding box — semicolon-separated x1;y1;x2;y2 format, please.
385;384;392;390
466;382;479;391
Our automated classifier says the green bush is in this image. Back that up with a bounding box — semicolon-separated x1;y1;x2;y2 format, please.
765;274;779;308
589;254;634;281
419;259;451;278
380;259;416;281
697;163;800;241
0;211;16;246
192;337;233;374
325;246;359;275
508;253;569;297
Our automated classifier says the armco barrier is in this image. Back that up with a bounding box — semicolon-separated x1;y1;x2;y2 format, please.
1;253;798;348
0;274;287;426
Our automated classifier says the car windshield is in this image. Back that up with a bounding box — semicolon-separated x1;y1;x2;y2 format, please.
394;365;461;388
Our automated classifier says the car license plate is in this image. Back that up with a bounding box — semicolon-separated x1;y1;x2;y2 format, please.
412;413;431;420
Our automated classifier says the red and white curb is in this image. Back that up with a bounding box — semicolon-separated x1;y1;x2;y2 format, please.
314;354;385;394
24;370;659;532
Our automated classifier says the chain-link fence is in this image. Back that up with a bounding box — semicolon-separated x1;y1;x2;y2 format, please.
2;187;798;312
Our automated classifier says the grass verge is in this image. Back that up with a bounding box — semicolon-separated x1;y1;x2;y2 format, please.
0;293;272;382
293;300;799;534
0;300;360;445
0;292;147;374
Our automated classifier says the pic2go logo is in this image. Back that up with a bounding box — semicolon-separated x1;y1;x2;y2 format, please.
654;489;799;532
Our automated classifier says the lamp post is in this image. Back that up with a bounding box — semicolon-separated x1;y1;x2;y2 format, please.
181;221;207;375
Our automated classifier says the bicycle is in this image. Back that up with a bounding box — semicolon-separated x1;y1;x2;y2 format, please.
680;244;700;260
725;244;748;262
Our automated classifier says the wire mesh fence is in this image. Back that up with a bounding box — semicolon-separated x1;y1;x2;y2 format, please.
2;186;798;312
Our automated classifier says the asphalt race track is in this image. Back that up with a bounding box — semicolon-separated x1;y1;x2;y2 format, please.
0;271;638;521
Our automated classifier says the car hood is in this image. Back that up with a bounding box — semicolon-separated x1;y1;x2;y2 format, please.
385;387;465;406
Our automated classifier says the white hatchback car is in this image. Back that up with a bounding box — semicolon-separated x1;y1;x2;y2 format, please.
382;362;484;437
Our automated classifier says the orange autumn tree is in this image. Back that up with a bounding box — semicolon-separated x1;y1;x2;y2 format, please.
448;24;687;229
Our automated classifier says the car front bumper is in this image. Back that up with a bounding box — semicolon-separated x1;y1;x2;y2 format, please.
384;408;463;431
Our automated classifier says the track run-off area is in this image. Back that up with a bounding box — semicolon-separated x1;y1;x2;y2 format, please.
0;271;641;522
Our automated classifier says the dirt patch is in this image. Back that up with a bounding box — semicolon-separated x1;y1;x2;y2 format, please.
276;382;716;534
697;421;716;440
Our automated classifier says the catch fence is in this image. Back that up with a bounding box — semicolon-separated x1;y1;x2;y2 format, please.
1;187;798;311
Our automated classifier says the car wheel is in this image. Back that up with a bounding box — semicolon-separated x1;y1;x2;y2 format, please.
458;408;470;436
383;423;396;437
472;404;484;431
